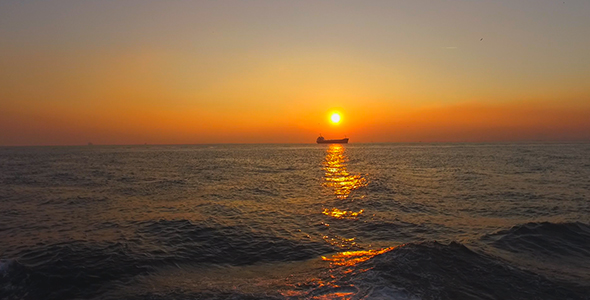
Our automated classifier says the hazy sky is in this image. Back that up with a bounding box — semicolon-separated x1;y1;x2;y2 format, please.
1;0;589;145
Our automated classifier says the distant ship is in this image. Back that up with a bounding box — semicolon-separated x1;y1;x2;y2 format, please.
316;135;349;144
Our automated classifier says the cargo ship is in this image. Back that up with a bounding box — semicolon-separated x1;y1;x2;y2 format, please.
316;135;349;144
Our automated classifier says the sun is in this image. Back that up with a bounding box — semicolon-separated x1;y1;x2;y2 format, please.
330;113;341;124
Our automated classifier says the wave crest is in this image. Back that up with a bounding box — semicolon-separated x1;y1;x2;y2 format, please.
484;222;590;258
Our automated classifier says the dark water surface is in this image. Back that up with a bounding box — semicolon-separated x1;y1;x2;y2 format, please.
1;143;589;299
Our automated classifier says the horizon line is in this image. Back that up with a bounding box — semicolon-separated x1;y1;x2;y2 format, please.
2;140;590;148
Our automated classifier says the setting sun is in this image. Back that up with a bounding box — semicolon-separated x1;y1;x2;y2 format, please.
331;113;341;124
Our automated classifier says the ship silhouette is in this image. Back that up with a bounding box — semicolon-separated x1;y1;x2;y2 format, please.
316;135;349;144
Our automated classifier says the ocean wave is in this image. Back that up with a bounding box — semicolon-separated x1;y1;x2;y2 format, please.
483;222;590;258
123;291;282;300
0;219;334;300
135;219;333;264
356;220;449;242
0;259;35;300
304;241;589;299
1;242;150;300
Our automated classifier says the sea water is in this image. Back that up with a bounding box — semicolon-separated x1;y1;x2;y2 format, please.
1;143;589;299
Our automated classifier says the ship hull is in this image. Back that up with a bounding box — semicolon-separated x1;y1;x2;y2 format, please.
317;138;349;144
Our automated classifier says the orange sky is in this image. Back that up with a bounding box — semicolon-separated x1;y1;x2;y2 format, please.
2;100;589;145
1;1;589;145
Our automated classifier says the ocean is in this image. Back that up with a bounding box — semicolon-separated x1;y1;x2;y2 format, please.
1;143;589;299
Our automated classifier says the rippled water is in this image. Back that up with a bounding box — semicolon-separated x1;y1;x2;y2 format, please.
1;143;589;299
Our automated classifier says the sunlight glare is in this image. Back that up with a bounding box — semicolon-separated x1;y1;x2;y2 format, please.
330;113;341;124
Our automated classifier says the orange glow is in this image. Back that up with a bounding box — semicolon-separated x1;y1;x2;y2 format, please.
322;208;364;220
322;235;358;248
1;1;590;146
322;246;397;267
1;98;589;145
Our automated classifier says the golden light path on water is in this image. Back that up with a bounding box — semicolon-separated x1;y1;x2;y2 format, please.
279;145;404;299
321;143;378;249
322;144;368;201
281;144;399;299
321;144;368;249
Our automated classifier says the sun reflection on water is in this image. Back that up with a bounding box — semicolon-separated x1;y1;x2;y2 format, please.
321;246;397;267
323;145;368;200
277;146;395;298
322;208;364;220
320;144;368;249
